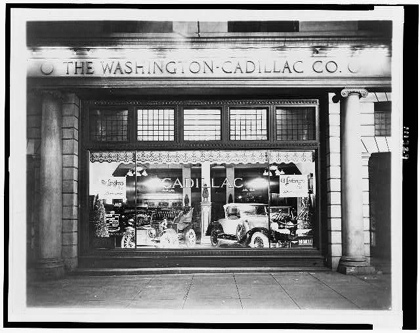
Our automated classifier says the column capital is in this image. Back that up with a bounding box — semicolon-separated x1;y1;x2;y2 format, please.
332;88;368;103
340;88;368;99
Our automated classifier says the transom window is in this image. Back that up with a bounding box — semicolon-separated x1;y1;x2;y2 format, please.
229;108;267;141
89;109;128;142
276;107;316;141
137;108;175;141
87;100;318;145
184;109;221;141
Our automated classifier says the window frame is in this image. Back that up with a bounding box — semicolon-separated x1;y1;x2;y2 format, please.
374;102;391;137
228;106;269;141
274;105;318;142
88;106;131;143
181;106;223;142
136;107;176;142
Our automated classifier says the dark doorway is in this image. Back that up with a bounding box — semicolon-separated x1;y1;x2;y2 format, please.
369;152;391;265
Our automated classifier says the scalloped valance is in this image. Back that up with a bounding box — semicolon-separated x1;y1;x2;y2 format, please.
90;150;313;164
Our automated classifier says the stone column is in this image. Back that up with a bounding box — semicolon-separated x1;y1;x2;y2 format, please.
337;88;374;274
182;164;192;206
201;161;211;242
226;164;235;203
37;90;64;279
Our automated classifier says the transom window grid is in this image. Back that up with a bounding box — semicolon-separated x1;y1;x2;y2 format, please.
86;101;319;146
276;107;316;141
89;109;129;142
374;111;391;136
184;109;221;141
229;108;268;141
137;108;175;141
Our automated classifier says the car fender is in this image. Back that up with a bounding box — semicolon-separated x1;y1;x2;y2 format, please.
243;227;270;245
206;221;223;236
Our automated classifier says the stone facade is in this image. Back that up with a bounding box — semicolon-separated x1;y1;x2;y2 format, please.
325;92;392;270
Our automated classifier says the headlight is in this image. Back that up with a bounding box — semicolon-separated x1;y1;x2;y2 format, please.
270;222;278;231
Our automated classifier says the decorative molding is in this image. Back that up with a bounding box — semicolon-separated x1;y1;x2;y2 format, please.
86;99;320;107
89;151;135;163
340;88;368;99
90;149;314;164
83;141;319;151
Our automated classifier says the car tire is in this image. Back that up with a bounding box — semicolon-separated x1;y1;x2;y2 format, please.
184;228;196;248
250;232;269;248
210;229;221;247
121;232;135;248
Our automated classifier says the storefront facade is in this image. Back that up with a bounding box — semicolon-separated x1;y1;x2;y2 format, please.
26;19;393;277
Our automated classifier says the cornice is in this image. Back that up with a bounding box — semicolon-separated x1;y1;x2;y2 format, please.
28;32;391;49
86;99;319;106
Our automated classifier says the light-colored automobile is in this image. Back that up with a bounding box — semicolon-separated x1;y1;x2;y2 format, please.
209;203;273;248
209;203;311;248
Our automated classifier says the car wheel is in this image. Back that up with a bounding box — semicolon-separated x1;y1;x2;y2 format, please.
184;228;196;248
250;232;269;248
121;233;135;248
210;229;221;247
160;229;179;248
236;224;246;242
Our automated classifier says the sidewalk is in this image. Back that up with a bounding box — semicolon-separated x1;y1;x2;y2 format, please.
26;271;391;310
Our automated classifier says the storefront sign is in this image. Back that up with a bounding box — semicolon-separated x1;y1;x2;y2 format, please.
279;175;308;198
27;47;391;78
161;177;244;189
99;177;126;200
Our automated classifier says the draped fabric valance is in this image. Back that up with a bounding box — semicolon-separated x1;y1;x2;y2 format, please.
90;150;314;164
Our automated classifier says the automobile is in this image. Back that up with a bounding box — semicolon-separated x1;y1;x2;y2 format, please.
121;208;196;248
208;203;303;248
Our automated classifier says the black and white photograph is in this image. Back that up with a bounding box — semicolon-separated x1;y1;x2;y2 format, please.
6;3;412;330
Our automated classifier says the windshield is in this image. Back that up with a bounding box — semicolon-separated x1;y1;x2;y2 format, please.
239;205;267;216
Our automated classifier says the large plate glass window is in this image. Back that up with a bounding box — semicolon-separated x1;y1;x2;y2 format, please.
229;108;267;140
137;108;175;141
184;108;221;141
88;150;316;250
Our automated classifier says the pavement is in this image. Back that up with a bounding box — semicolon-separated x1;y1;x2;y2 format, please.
26;271;391;310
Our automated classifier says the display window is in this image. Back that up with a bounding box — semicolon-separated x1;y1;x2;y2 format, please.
88;150;316;250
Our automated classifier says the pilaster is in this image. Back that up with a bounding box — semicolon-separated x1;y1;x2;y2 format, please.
38;90;65;279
